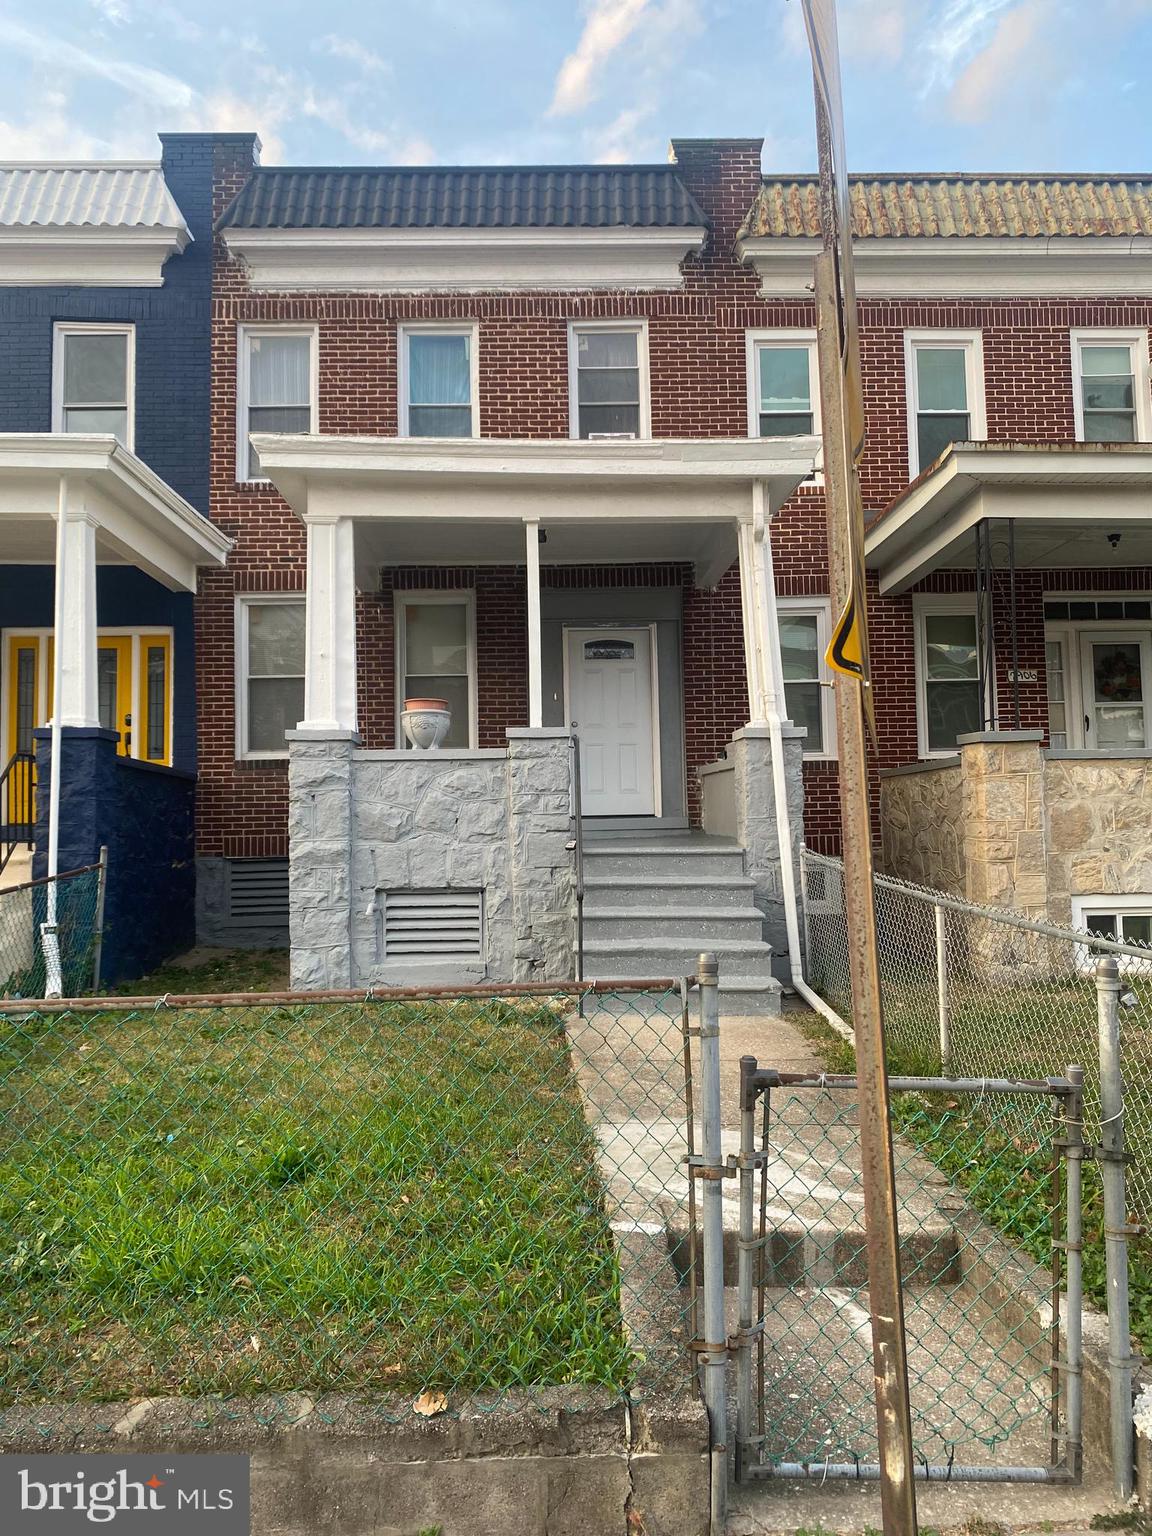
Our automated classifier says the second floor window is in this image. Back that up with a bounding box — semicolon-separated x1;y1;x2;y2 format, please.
750;335;818;437
400;326;477;437
905;333;984;477
1072;332;1150;442
239;327;316;481
570;322;647;439
54;324;134;449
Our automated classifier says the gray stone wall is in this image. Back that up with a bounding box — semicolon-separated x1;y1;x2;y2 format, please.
1044;753;1152;928
724;725;805;968
288;729;575;990
879;761;965;895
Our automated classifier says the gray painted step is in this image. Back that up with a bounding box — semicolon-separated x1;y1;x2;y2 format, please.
581;845;746;880
582;907;766;943
582;874;758;909
579;937;779;983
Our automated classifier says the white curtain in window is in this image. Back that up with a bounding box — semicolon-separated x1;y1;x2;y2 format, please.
409;334;470;406
249;334;310;407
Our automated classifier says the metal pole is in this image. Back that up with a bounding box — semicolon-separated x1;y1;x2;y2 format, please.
1096;956;1134;1499
736;1053;757;1483
697;953;728;1533
815;242;918;1536
569;731;584;983
90;844;108;994
934;903;950;1074
1063;1064;1084;1484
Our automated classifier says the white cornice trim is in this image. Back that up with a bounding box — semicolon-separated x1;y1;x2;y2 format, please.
738;234;1152;298
222;225;706;292
0;226;189;286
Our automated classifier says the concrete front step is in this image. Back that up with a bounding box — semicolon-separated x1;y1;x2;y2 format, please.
582;873;759;909
583;907;767;944
579;938;779;983
581;844;746;881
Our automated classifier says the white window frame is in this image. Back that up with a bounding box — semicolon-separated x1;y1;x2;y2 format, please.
913;594;989;759
397;321;480;439
1070;894;1152;972
52;322;136;451
1070;329;1152;444
776;595;836;760
234;592;306;761
394;590;478;750
904;330;986;478
567;318;651;441
746;330;821;438
236;324;319;484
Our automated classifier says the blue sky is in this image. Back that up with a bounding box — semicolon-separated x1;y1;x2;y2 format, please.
0;0;1148;172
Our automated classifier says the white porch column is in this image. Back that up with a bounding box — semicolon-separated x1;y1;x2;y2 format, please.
525;518;543;729
736;481;785;727
53;476;99;729
300;516;358;733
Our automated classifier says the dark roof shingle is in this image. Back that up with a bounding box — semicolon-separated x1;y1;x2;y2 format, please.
218;165;706;231
741;173;1152;239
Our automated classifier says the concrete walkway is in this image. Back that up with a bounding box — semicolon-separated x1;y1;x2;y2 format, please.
567;1002;1117;1534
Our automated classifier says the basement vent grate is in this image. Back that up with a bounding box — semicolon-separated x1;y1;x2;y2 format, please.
228;858;290;925
379;889;484;961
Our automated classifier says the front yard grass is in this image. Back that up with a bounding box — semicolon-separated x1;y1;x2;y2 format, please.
0;995;632;1405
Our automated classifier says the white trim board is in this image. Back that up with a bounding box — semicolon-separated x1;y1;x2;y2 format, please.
738;235;1152;299
223;226;707;293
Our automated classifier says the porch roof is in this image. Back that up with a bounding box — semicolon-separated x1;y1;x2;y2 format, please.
864;442;1152;593
253;433;819;586
0;434;232;591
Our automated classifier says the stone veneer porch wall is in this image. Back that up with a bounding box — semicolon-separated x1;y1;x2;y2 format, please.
881;731;1152;928
288;728;574;990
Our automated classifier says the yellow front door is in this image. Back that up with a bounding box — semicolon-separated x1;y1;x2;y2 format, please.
3;635;40;831
96;637;134;757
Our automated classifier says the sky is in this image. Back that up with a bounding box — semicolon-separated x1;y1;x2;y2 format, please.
0;0;1148;173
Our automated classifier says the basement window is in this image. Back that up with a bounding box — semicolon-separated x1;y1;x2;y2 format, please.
378;889;484;962
1071;895;1152;972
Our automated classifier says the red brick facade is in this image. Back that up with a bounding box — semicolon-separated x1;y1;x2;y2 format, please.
197;137;1152;864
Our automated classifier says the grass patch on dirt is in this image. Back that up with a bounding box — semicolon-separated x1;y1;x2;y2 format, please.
0;995;631;1405
108;947;290;997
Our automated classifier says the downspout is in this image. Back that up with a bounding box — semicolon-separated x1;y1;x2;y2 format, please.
42;477;67;998
752;494;852;1041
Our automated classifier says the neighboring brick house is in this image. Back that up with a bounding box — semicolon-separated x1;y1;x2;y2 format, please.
196;140;1152;993
0;136;231;981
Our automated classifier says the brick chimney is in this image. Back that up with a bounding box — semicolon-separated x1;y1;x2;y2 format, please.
668;138;764;253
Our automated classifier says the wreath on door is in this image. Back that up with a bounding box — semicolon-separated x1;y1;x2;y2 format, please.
1096;648;1143;700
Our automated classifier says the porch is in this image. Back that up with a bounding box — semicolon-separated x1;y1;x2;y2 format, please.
254;434;817;992
0;434;230;976
866;442;1152;932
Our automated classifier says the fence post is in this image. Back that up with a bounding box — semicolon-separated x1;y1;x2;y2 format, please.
697;952;727;1534
91;845;108;994
1096;955;1134;1500
1063;1063;1084;1484
735;1053;757;1484
935;901;951;1073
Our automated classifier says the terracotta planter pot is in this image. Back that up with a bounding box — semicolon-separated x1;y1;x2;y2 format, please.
403;697;450;712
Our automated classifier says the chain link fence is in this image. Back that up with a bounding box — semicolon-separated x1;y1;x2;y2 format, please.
800;846;1152;1350
0;981;700;1438
732;1065;1080;1481
0;861;105;1000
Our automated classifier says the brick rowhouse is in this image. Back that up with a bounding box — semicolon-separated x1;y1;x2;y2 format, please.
197;137;1152;891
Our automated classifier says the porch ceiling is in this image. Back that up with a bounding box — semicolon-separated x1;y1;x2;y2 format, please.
0;434;231;591
253;433;817;586
865;443;1152;593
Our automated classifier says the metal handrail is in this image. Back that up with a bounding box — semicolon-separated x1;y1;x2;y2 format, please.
0;750;34;875
568;728;585;983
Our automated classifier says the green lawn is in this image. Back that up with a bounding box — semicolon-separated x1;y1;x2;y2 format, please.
0;995;632;1405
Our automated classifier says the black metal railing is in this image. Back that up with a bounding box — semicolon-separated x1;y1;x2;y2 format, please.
0;751;34;876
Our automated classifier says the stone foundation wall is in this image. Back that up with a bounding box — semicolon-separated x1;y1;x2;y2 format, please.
288;729;574;990
879;761;965;894
1044;753;1152;928
723;725;805;966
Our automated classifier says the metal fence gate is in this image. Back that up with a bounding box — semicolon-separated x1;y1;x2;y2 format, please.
725;1058;1084;1487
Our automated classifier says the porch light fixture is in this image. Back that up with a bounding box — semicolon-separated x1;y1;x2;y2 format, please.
1109;532;1122;548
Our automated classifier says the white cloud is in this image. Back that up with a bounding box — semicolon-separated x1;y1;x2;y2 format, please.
91;0;131;24
840;0;910;63
0;88;148;158
549;0;652;116
920;0;1018;94
315;34;392;75
586;105;652;162
946;0;1044;121
0;18;194;112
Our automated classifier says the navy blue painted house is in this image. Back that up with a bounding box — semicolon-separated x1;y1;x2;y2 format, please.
0;134;231;982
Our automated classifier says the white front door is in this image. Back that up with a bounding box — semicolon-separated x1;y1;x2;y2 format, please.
1079;631;1152;749
566;627;657;816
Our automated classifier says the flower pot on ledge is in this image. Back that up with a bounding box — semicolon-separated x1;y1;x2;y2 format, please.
401;697;452;751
